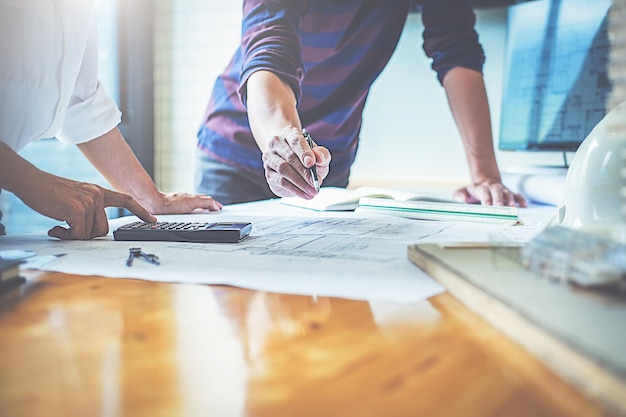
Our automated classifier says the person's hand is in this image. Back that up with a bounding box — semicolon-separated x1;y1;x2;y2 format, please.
146;192;223;214
262;126;331;199
17;173;157;240
453;179;527;207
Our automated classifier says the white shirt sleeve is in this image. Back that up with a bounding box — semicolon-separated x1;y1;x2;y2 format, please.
56;7;121;145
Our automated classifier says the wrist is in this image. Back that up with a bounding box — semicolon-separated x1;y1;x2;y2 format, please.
469;160;502;185
132;188;164;214
3;158;44;195
471;174;502;186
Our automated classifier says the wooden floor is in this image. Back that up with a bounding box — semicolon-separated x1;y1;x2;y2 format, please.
0;271;616;417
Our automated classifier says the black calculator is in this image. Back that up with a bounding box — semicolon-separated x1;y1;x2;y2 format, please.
113;221;252;243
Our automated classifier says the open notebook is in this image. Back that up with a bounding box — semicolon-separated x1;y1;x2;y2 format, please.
280;186;455;211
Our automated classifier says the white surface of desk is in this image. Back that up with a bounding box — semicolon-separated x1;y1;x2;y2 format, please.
0;200;556;303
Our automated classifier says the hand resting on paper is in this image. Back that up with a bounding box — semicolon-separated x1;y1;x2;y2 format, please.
453;178;527;207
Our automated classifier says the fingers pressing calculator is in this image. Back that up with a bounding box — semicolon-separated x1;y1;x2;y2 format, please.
113;221;252;243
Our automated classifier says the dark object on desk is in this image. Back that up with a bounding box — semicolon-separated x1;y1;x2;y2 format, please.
0;258;22;281
113;221;252;243
0;276;26;295
0;205;5;236
0;259;25;296
126;247;160;267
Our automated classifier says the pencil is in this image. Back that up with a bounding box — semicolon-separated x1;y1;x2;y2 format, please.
302;128;320;192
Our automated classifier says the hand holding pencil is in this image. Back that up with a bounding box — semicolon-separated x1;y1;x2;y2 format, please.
260;125;331;200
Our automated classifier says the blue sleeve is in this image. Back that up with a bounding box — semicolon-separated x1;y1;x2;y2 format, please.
419;0;486;85
238;0;309;105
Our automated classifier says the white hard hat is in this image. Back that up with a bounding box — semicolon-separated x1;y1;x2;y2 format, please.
558;101;626;240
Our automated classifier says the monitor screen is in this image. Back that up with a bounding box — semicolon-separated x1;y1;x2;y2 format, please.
498;0;613;152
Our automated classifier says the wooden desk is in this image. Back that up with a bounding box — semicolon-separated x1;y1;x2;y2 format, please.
0;271;615;417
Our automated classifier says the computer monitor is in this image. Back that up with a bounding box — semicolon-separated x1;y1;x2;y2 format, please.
498;0;613;154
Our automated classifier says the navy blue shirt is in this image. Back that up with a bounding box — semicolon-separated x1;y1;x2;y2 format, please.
198;0;485;186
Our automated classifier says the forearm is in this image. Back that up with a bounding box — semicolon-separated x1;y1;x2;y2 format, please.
77;127;161;210
246;70;301;151
79;127;222;214
442;66;501;183
0;141;42;195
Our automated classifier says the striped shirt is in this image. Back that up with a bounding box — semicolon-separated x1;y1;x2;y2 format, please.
197;0;485;187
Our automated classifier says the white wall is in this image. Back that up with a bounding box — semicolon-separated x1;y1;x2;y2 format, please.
155;0;242;192
155;4;567;192
352;7;568;186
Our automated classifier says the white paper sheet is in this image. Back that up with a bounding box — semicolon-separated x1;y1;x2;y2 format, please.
0;200;556;303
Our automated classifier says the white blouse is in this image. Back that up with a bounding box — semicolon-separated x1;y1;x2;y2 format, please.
0;0;121;152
